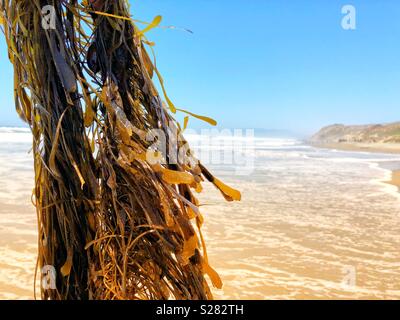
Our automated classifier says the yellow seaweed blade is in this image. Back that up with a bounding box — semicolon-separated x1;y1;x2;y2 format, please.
196;213;204;227
161;168;195;185
143;40;156;47
213;178;241;201
181;234;198;265
159;192;176;228
187;207;197;219
71;161;86;189
60;249;73;277
20;89;32;123
138;15;162;36
183;116;189;130
84;105;95;127
90;10;132;22
195;183;203;193
141;46;154;78
202;261;223;289
90;137;96;153
176;108;217;126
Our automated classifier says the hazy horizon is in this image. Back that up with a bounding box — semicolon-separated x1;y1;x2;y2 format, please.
1;121;399;139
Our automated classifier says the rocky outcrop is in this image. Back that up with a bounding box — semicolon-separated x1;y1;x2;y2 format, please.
310;122;400;144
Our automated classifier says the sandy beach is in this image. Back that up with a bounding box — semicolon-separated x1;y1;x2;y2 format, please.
1;132;400;299
312;142;400;193
311;142;400;154
386;170;400;192
0;133;38;299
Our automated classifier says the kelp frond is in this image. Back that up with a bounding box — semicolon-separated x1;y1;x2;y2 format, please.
1;0;240;300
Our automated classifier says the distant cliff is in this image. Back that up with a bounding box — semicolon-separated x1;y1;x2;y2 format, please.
310;122;400;144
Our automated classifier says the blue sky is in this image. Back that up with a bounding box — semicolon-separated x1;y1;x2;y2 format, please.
1;0;399;135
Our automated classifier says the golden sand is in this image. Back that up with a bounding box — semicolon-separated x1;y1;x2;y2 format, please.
386;170;400;191
314;143;400;193
2;138;400;299
312;142;400;154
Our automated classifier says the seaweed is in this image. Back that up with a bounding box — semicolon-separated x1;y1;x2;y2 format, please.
0;0;240;300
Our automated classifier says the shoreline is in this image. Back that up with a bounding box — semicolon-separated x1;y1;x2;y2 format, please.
310;142;400;192
309;142;400;154
385;170;400;192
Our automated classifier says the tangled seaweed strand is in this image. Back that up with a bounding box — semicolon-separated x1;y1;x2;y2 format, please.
1;0;241;300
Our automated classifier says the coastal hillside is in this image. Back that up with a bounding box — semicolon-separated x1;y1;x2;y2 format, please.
310;122;400;144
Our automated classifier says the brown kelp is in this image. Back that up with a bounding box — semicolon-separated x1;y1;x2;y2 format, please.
0;0;240;300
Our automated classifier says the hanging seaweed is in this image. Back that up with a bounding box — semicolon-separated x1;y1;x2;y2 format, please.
0;0;240;300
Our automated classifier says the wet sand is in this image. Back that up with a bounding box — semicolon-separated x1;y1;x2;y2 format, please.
312;143;400;192
1;135;400;300
313;143;400;194
0;141;38;299
311;142;400;154
386;170;400;192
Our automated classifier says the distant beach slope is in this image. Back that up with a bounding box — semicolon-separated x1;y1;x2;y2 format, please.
309;122;400;192
309;122;400;154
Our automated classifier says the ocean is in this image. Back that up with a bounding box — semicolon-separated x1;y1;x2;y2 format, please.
0;127;399;299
